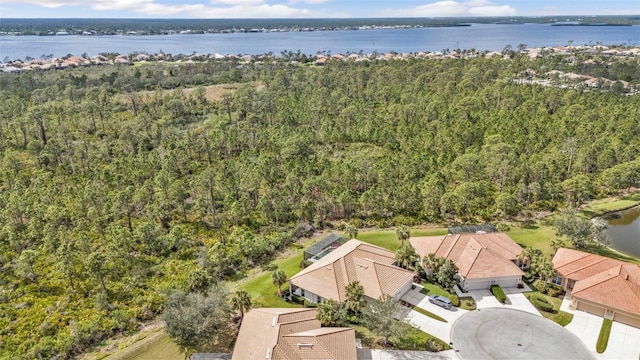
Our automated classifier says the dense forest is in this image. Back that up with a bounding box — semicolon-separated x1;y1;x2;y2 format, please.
0;54;639;359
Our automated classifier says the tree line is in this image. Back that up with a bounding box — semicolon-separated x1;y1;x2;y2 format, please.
0;54;638;358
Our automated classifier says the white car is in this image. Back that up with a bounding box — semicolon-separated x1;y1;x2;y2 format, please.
428;295;452;309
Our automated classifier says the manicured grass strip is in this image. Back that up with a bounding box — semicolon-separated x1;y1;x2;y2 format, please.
596;318;612;354
351;322;450;351
523;292;574;326
490;285;506;304
410;305;447;323
419;282;451;298
459;297;476;311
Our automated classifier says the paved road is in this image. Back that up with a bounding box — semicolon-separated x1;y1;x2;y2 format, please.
451;308;594;360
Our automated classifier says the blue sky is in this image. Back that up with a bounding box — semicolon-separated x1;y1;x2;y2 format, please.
1;0;638;18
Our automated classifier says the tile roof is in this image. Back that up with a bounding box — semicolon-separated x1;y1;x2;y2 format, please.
289;240;415;302
232;308;356;360
409;233;524;279
553;248;640;316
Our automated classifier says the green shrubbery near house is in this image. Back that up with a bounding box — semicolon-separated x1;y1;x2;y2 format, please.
490;285;506;304
530;294;554;312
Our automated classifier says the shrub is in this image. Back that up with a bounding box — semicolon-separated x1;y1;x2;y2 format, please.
547;287;561;297
534;280;548;294
495;222;511;232
291;295;305;305
425;338;445;352
530;294;554;312
299;259;312;269
449;295;460;307
490;285;506;304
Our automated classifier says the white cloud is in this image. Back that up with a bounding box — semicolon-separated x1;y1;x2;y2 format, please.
380;0;517;17
289;0;330;4
3;0;323;17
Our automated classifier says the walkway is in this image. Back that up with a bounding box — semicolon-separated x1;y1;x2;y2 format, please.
561;296;640;360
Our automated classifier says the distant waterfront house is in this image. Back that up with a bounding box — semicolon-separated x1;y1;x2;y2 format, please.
232;308;357;360
410;232;524;291
303;233;348;263
552;248;640;328
289;239;415;303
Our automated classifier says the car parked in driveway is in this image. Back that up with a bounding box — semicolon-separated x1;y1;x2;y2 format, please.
429;295;452;309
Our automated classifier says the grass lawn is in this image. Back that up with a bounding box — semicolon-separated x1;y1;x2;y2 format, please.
596;318;613;353
351;322;450;351
506;222;556;256
419;282;453;298
235;242;313;308
129;335;183;360
354;227;447;252
580;198;639;218
459;297;476;310
524;292;574;327
409;305;447;323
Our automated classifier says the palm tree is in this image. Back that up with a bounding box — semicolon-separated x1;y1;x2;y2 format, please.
345;224;358;239
422;253;442;276
271;269;287;297
345;281;365;315
230;290;252;320
516;247;541;269
550;238;565;254
395;245;417;270
539;257;557;291
395;225;410;246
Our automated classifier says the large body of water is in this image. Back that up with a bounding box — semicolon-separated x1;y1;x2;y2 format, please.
1;23;639;60
607;206;640;258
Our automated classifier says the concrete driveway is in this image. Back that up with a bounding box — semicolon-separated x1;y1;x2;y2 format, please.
561;296;640;359
400;286;469;343
451;308;594;360
357;349;458;359
467;286;541;316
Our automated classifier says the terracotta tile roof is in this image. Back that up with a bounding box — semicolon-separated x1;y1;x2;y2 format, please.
553;248;640;316
232;308;356;360
289;240;415;302
409;232;524;279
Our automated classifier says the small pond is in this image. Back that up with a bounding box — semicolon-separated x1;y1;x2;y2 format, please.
606;206;640;258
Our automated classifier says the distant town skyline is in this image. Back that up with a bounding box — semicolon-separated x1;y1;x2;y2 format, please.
0;0;638;19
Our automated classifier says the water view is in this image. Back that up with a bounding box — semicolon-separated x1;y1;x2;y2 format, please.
607;206;640;257
1;23;638;60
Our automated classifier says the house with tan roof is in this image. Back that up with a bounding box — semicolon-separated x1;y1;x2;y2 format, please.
552;248;640;328
289;239;415;304
410;232;524;291
232;308;357;360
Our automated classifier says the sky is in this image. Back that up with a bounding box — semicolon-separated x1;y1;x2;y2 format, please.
0;0;638;18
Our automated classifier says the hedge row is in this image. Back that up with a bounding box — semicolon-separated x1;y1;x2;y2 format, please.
490;285;506;304
530;294;554;312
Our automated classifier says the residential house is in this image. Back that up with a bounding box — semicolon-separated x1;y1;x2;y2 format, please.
289;239;415;303
232;308;357;360
552;248;640;328
410;232;524;291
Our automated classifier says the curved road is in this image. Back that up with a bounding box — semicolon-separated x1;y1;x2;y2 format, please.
451;308;594;360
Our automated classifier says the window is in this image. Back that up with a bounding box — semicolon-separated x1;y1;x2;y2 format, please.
551;277;562;285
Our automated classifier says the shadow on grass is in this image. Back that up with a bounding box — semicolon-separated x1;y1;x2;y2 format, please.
521;220;539;229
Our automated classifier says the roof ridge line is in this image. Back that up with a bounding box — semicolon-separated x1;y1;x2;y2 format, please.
574;273;617;294
564;256;610;276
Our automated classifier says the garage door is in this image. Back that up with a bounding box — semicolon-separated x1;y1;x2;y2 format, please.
614;312;640;328
576;301;605;317
496;277;520;289
466;280;491;291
